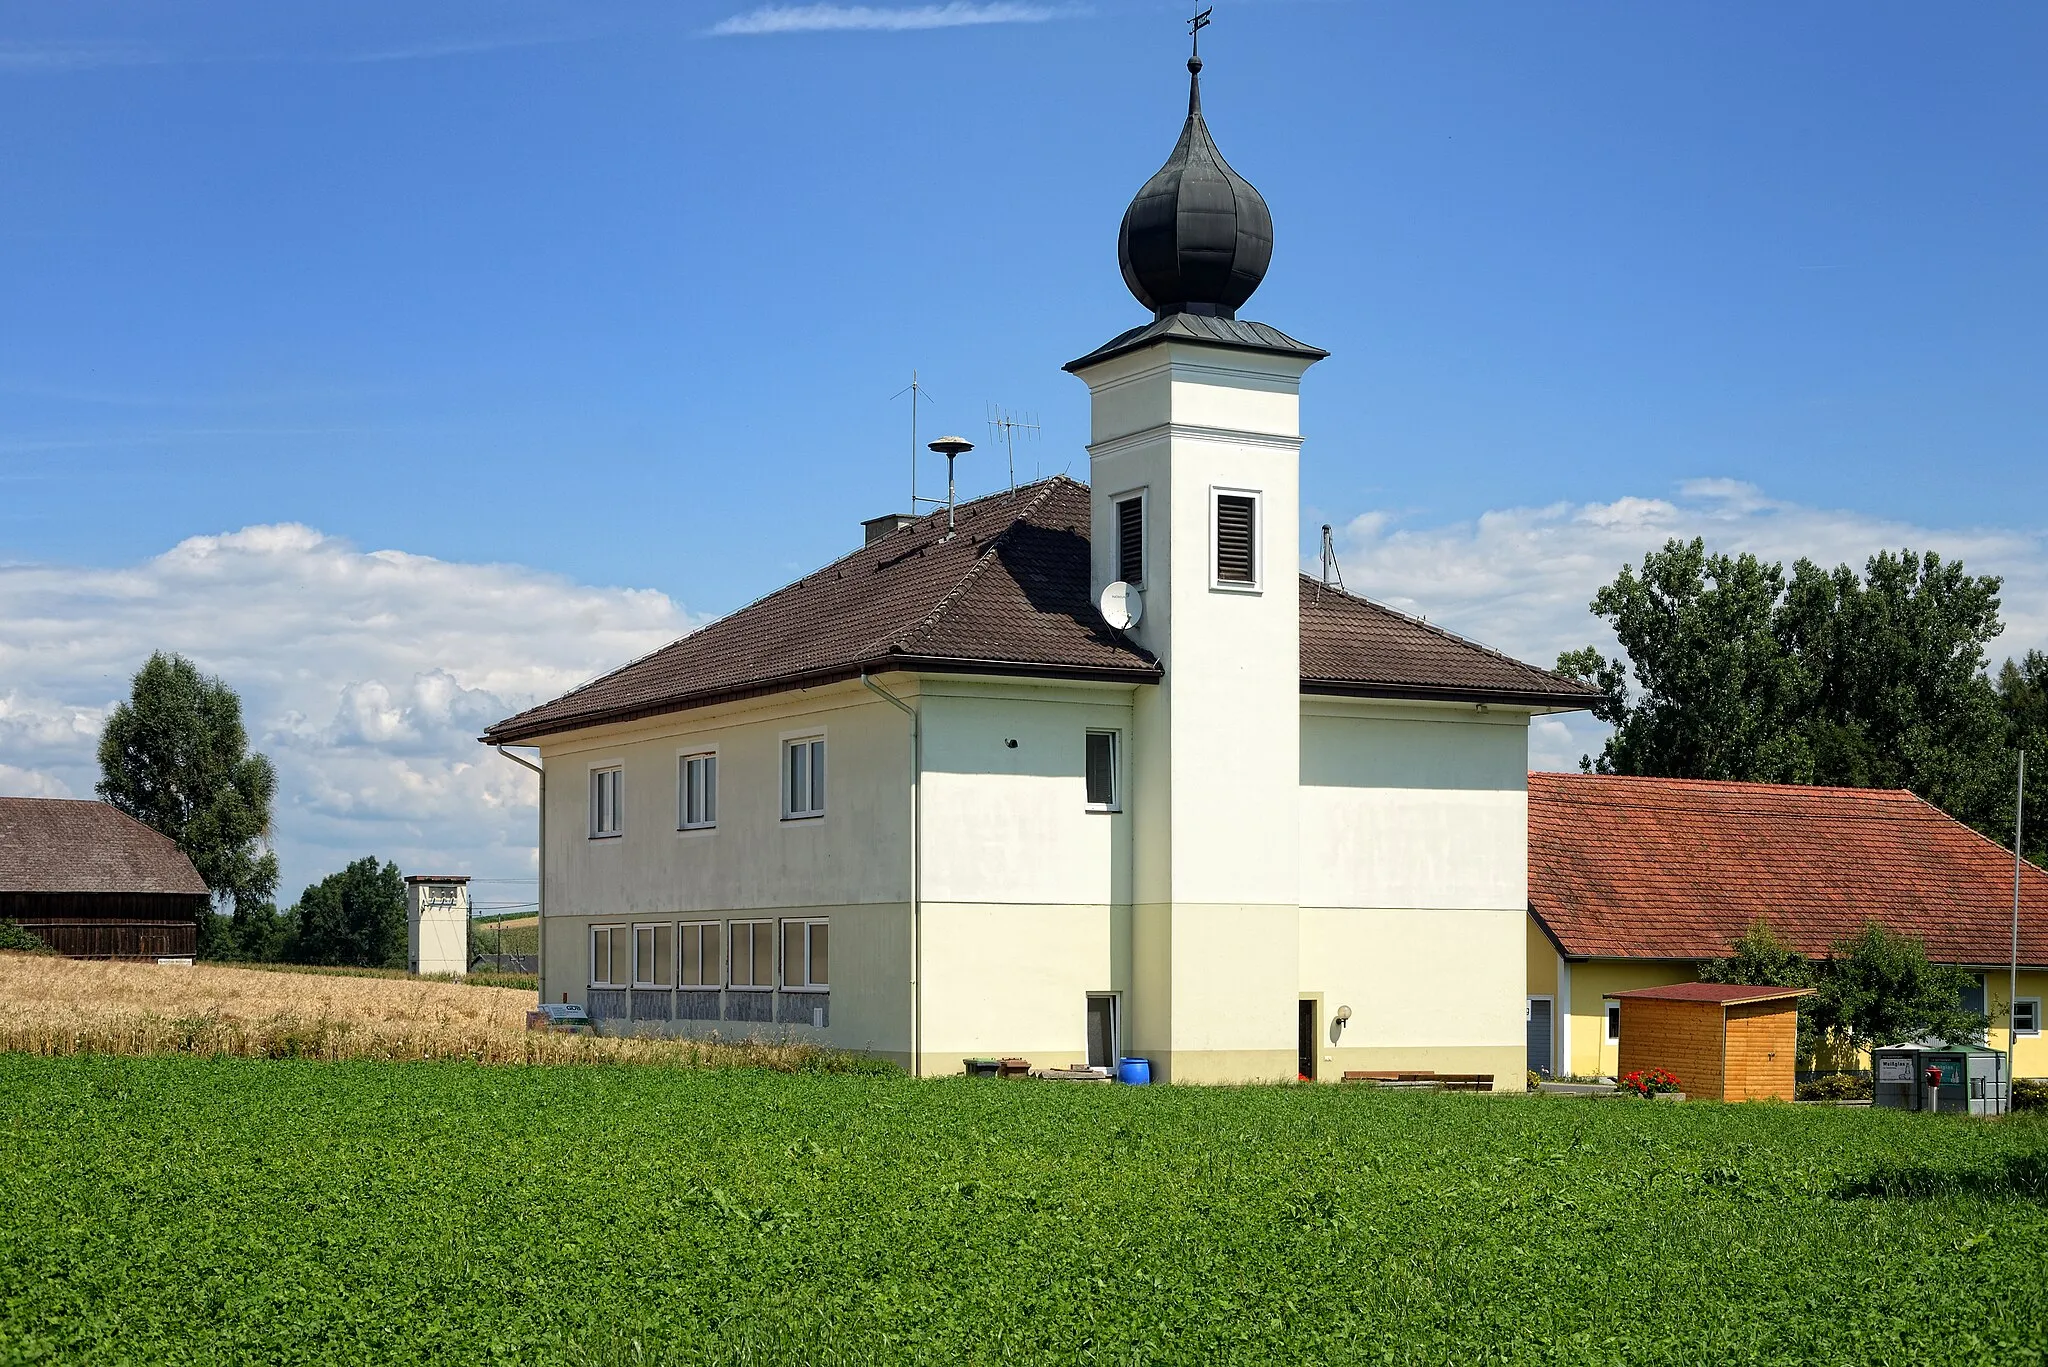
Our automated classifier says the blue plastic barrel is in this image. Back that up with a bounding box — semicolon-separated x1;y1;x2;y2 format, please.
1117;1057;1152;1085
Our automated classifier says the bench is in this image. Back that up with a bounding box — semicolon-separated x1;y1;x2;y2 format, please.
1342;1070;1493;1092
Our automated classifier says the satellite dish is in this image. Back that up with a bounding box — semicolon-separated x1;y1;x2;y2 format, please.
1100;580;1143;630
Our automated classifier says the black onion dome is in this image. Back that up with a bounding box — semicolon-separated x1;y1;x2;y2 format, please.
1117;56;1274;320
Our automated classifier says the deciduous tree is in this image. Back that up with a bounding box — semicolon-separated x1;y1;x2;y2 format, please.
289;859;407;969
96;652;279;959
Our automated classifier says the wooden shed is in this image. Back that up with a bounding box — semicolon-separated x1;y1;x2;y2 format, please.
1605;983;1812;1102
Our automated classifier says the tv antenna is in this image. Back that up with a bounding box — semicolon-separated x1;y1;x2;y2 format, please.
986;405;1040;496
893;370;942;514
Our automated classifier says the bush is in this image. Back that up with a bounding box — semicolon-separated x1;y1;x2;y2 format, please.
1797;1072;1872;1102
1619;1067;1682;1097
0;921;49;953
2015;1078;2048;1113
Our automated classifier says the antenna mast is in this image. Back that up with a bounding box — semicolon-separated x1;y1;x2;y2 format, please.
986;405;1040;497
893;371;939;512
1319;523;1346;592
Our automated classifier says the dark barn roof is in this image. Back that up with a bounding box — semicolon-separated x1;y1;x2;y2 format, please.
485;476;1596;745
0;798;208;897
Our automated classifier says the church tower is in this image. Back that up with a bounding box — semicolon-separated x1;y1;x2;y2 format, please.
1065;41;1325;1081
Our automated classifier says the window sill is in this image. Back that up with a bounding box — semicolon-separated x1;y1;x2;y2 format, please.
1209;581;1262;595
589;983;628;991
676;825;717;835
631;983;677;992
727;984;775;993
589;833;622;841
678;984;721;992
782;985;829;995
1085;804;1121;815
781;813;825;823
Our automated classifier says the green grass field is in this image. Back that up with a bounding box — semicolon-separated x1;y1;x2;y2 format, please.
2;1056;2044;1365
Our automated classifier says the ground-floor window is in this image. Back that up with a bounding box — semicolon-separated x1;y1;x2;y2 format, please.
781;919;829;990
590;924;627;988
730;919;776;988
1606;1002;1621;1043
633;923;674;989
679;921;722;988
2015;998;2041;1036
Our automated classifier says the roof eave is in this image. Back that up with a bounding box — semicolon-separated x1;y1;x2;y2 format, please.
481;653;1162;746
1301;678;1601;710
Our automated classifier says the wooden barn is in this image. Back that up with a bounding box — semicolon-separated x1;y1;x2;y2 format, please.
1605;983;1812;1102
0;798;210;959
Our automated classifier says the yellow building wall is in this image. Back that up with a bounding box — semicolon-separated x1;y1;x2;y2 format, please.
1564;959;1696;1079
1988;970;2048;1078
1526;918;1558;997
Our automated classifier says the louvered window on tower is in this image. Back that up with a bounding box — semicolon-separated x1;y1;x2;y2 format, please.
1116;495;1144;586
1215;493;1258;585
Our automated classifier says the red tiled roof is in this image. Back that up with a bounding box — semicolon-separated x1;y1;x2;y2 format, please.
1530;773;2048;968
1604;983;1812;1006
0;798;209;896
485;477;1595;744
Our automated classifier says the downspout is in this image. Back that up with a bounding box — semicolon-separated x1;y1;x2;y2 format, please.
494;746;544;1001
861;670;922;1077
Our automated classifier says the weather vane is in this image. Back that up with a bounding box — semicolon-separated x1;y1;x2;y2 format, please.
1189;6;1212;60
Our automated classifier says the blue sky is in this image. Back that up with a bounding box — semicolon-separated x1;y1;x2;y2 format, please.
4;0;2046;898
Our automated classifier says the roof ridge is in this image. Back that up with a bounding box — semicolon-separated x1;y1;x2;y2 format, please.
1299;574;1591;691
894;479;1067;654
1531;772;1927;801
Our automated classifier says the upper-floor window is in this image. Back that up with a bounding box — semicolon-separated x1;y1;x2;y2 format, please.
1115;492;1145;587
1213;489;1260;589
679;751;718;830
784;736;826;819
590;766;623;838
589;924;627;988
1085;730;1120;811
783;918;829;991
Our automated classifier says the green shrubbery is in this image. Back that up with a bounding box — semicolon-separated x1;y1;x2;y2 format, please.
0;922;49;953
1796;1072;1874;1102
2017;1077;2048;1113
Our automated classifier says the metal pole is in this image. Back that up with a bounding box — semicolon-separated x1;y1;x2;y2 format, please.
2012;750;2025;1115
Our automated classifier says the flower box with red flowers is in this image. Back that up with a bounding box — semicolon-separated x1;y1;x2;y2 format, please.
1618;1067;1683;1099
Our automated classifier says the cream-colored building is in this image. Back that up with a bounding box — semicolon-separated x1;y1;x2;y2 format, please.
484;54;1596;1082
405;874;470;978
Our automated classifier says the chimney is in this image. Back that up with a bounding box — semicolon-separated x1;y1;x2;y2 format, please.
863;513;916;545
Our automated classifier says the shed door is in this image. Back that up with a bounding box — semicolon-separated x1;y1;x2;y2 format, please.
1526;998;1553;1077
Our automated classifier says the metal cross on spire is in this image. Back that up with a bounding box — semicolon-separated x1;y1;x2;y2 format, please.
1189;6;1212;60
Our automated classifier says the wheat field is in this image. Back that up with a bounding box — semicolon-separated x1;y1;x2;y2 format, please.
0;952;838;1069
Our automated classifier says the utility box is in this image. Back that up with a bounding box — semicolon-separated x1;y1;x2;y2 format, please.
1872;1041;2009;1115
405;875;470;978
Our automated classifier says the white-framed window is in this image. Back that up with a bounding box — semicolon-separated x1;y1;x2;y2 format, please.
1085;730;1120;811
632;922;675;989
678;751;718;830
782;918;829;991
1605;1001;1621;1044
1211;487;1261;590
729;919;776;989
783;736;826;819
679;921;722;989
1114;490;1146;587
590;924;627;988
2015;998;2042;1037
590;765;623;839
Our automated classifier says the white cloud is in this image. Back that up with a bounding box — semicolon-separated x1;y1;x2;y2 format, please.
708;2;1066;37
0;526;699;903
1319;480;2048;775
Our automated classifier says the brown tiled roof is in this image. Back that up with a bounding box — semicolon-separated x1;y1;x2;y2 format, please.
1299;579;1601;707
1530;773;2048;968
1605;983;1812;1006
485;479;1157;744
0;798;209;896
485;476;1595;744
